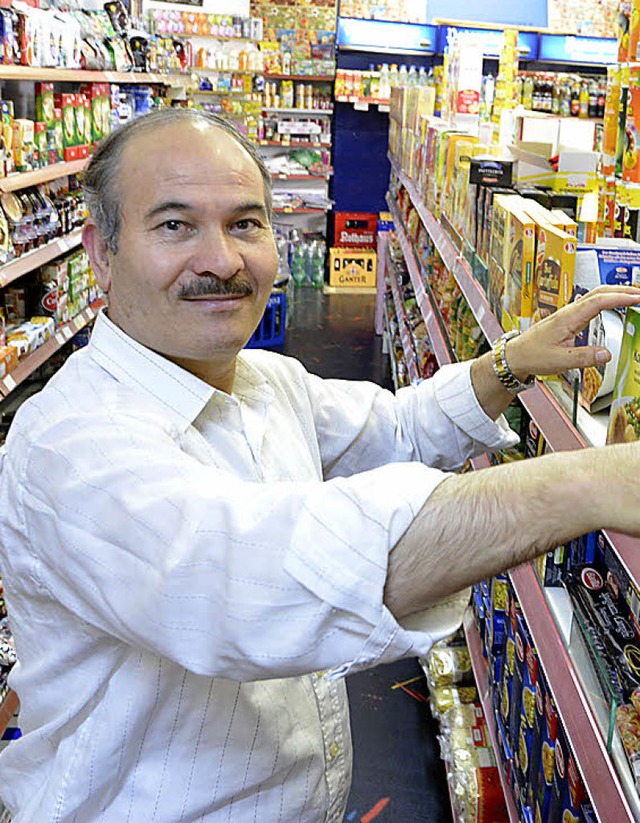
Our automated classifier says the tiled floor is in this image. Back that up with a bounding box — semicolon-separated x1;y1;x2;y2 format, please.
284;287;452;823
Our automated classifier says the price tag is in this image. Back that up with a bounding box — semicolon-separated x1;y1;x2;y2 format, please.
63;326;74;340
278;173;287;179
84;309;94;323
476;304;485;323
3;374;16;393
378;104;390;113
283;207;293;213
55;331;66;345
353;101;369;111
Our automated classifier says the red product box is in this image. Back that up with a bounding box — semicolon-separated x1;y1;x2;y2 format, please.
333;211;378;248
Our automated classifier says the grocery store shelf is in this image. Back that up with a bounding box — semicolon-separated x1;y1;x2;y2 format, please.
386;195;453;367
0;160;88;192
0;689;18;738
0;228;83;289
464;609;520;823
336;94;391;112
386;254;420;385
265;74;335;81
262;107;333;115
0;300;104;399
0;66;184;84
509;563;637;821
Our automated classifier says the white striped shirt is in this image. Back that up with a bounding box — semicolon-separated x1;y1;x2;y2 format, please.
0;311;517;822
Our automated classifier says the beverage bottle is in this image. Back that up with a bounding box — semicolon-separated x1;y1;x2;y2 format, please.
552;76;561;114
579;81;589;117
560;81;571;117
312;242;325;288
379;63;391;98
588;80;598;117
389;63;399;87
291;242;307;286
418;66;428;86
570;81;581;116
522;74;534;108
398;64;408;85
407;65;417;86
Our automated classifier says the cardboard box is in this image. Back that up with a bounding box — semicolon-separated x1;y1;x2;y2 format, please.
501;199;536;332
470;156;514;187
532;221;577;322
328;247;376;288
607;305;640;444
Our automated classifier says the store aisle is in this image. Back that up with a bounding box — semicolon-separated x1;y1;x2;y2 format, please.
283;288;452;823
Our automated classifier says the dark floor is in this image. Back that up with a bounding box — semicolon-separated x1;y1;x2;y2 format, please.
284;287;452;823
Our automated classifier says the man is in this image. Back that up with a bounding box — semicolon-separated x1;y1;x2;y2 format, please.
0;108;638;822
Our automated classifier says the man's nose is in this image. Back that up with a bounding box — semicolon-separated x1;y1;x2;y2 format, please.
190;227;243;280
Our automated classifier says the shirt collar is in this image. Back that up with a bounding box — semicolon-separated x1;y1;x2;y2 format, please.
89;310;219;431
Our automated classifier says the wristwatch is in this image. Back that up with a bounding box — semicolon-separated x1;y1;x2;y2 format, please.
491;330;536;394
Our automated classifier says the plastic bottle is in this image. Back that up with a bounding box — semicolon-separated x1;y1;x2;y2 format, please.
407;65;417;86
389;63;399;87
417;66;428;87
311;242;325;288
291;242;307;286
398;64;408;85
379;63;391;99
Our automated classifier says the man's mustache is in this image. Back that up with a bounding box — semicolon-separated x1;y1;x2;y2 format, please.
178;275;253;298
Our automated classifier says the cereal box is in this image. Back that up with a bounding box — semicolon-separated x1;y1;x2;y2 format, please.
607;305;640;443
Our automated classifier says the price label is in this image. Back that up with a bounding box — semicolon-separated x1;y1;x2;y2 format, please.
378;104;390;113
63;326;74;340
476;304;485;323
353;101;369;111
283;207;293;213
3;374;16;393
84;309;94;323
55;332;66;345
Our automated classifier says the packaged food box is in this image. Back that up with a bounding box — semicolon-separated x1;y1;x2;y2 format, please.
607;306;640;443
531;220;576;323
501;199;536;332
35;82;54;129
12;118;34;172
529;671;559;822
547;724;587;823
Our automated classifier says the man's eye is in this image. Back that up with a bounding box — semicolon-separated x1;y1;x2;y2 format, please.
234;219;259;231
164;220;186;232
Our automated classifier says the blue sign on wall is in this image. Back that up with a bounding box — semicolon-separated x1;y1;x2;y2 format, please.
427;0;547;28
337;18;438;53
436;26;538;59
537;33;617;64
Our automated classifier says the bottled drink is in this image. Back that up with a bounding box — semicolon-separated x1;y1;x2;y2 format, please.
379;63;391;98
579;81;589;117
389;63;399;87
418;66;428;86
398;64;408;85
522;74;534;109
407;65;417;86
311;242;325;288
570;81;580;116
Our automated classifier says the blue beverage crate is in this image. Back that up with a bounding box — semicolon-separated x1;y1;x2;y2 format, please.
246;291;287;349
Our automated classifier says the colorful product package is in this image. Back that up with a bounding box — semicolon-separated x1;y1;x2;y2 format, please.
531;220;576;323
501;199;536;332
607;305;640;444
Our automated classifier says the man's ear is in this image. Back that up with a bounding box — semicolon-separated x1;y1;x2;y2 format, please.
82;219;113;293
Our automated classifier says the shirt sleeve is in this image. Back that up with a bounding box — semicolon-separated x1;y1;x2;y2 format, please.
298;358;519;478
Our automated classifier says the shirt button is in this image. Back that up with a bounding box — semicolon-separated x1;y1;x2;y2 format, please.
329;743;340;759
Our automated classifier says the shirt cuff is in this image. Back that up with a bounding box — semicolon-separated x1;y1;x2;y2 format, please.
325;589;471;680
433;361;519;452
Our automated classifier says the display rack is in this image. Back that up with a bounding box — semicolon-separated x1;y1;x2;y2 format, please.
0;67;186;84
386;196;452;367
463;609;520;823
386;250;420;384
0;300;105;399
0;229;83;290
0;161;88;193
387;156;640;821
